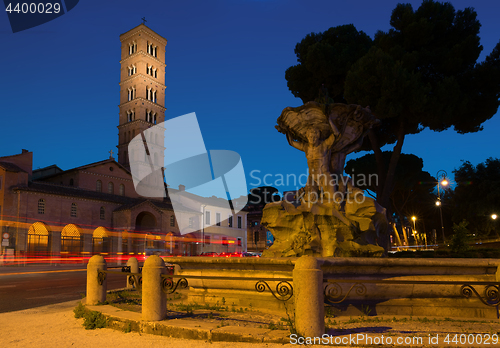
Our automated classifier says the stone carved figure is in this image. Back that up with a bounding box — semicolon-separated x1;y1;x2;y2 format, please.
286;117;340;202
262;102;386;258
277;101;378;202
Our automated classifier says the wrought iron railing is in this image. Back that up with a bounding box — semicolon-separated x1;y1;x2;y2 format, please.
96;268;293;300
323;278;500;318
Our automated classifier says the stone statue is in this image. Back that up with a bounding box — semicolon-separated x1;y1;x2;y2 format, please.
262;102;386;258
285;116;340;202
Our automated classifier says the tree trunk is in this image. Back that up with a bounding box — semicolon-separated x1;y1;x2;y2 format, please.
370;121;406;256
368;129;385;200
380;121;406;210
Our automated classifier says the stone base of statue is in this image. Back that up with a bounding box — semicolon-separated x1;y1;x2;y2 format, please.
261;191;386;258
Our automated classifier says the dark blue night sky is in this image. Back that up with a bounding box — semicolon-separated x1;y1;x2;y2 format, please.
1;0;499;194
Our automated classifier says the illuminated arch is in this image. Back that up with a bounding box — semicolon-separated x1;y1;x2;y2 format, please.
93;227;109;238
92;227;111;254
27;222;50;254
61;224;82;254
61;224;81;237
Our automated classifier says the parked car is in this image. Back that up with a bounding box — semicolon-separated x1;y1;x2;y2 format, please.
199;252;218;257
242;252;260;257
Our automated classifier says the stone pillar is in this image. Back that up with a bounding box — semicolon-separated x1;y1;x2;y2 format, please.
86;255;107;305
142;255;167;321
126;257;139;289
293;255;324;337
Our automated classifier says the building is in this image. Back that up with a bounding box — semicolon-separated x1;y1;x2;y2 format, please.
0;24;247;262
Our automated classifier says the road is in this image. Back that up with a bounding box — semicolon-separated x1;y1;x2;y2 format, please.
0;267;128;313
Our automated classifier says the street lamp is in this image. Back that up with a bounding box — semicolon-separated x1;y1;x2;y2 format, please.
436;170;448;243
492;214;498;220
411;216;417;248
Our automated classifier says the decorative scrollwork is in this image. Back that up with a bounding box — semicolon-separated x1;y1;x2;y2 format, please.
324;282;342;298
461;284;500;307
161;277;188;294
255;280;293;301
128;275;142;289
485;285;500;303
121;266;131;273
97;270;107;285
324;282;366;304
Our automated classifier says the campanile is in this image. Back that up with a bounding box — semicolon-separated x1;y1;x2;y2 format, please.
117;24;167;168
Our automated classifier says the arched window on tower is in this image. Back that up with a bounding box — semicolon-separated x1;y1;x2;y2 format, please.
119;184;125;196
153;113;157;125
153;90;157;103
153;68;157;78
128;87;136;101
69;178;74;186
147;65;152;76
108;182;114;194
96;180;102;192
129;42;136;55
71;203;77;218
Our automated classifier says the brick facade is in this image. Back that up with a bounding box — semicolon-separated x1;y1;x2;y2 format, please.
0;24;247;262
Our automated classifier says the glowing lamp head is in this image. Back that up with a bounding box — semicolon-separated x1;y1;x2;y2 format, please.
440;179;449;187
493;214;498;220
411;216;416;221
435;201;441;206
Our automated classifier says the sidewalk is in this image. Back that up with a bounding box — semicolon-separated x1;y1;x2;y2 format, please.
1;298;499;347
0;300;298;348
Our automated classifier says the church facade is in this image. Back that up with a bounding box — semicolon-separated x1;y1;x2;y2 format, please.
0;24;247;262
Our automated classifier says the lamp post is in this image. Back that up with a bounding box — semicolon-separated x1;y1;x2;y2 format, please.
493;214;498;237
201;204;206;255
411;216;417;249
436;170;448;244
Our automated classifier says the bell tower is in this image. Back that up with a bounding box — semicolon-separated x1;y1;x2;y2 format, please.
117;23;167;168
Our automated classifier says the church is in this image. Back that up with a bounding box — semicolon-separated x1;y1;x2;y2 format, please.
0;24;247;262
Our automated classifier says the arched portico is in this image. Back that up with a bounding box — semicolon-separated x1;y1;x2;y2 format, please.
27;222;51;256
61;224;82;255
